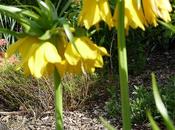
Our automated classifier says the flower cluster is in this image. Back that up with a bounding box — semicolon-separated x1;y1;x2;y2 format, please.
79;0;172;30
1;0;109;78
3;0;172;79
6;30;109;78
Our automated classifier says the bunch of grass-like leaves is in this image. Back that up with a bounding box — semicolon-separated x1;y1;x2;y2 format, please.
0;0;72;39
0;13;16;48
148;73;175;130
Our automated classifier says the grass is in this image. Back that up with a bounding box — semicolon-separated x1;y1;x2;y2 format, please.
0;62;102;112
1;59;175;129
0;63;54;112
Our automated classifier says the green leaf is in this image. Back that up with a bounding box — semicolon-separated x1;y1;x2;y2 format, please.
0;5;22;13
37;0;50;17
37;0;50;11
59;0;72;17
63;24;82;57
45;0;58;20
63;24;74;43
151;73;175;130
147;111;160;130
0;28;25;37
39;30;51;40
21;10;39;20
158;20;175;33
99;117;115;130
55;0;62;11
0;5;24;22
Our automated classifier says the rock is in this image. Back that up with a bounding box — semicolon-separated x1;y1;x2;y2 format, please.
0;122;9;130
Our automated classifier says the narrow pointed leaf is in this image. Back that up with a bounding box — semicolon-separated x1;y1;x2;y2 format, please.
0;5;22;13
100;117;115;130
63;24;80;55
158;20;175;33
59;0;72;17
151;73;175;130
0;28;25;37
147;111;160;130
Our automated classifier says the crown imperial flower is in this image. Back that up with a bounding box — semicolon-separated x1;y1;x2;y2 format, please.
78;0;113;29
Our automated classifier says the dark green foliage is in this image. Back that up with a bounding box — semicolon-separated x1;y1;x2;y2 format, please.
0;0;37;6
105;76;175;124
130;86;155;123
126;29;147;74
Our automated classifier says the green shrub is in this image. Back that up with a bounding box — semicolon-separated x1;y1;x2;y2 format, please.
0;62;101;111
62;73;100;110
105;76;175;124
0;64;54;111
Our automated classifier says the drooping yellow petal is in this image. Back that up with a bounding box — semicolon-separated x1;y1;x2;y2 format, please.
56;31;68;57
56;60;68;77
65;37;98;65
44;42;62;63
133;0;148;27
18;37;39;58
155;0;172;22
28;42;61;78
98;0;113;28
78;0;113;29
64;43;80;65
142;0;158;26
56;60;82;77
33;43;50;78
94;55;104;68
63;36;109;75
22;62;30;76
97;46;110;56
75;37;98;59
17;43;39;69
126;0;145;30
5;37;28;58
79;0;101;29
113;0;145;30
28;55;35;76
82;60;96;74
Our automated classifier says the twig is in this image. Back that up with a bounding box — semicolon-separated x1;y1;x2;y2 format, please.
0;111;28;115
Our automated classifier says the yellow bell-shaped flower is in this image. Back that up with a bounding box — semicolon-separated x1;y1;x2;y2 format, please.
113;0;145;31
155;0;172;22
28;41;61;78
56;37;109;76
78;0;113;29
113;0;146;30
142;0;172;26
113;0;172;30
6;36;62;78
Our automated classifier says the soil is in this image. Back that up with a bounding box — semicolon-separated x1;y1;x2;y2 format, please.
0;49;175;130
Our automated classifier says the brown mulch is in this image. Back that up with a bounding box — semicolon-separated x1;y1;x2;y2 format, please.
0;49;175;130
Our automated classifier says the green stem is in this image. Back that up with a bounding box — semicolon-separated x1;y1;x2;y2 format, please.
54;69;63;130
117;0;131;130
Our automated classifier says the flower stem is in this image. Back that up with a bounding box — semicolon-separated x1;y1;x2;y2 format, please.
117;0;131;130
54;69;63;130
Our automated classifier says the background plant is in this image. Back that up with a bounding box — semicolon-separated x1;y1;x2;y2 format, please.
0;14;17;51
148;73;175;130
105;76;175;125
0;64;54;112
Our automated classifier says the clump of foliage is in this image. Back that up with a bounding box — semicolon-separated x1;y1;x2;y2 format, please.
0;62;102;112
0;63;54;111
62;73;100;110
105;76;175;124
